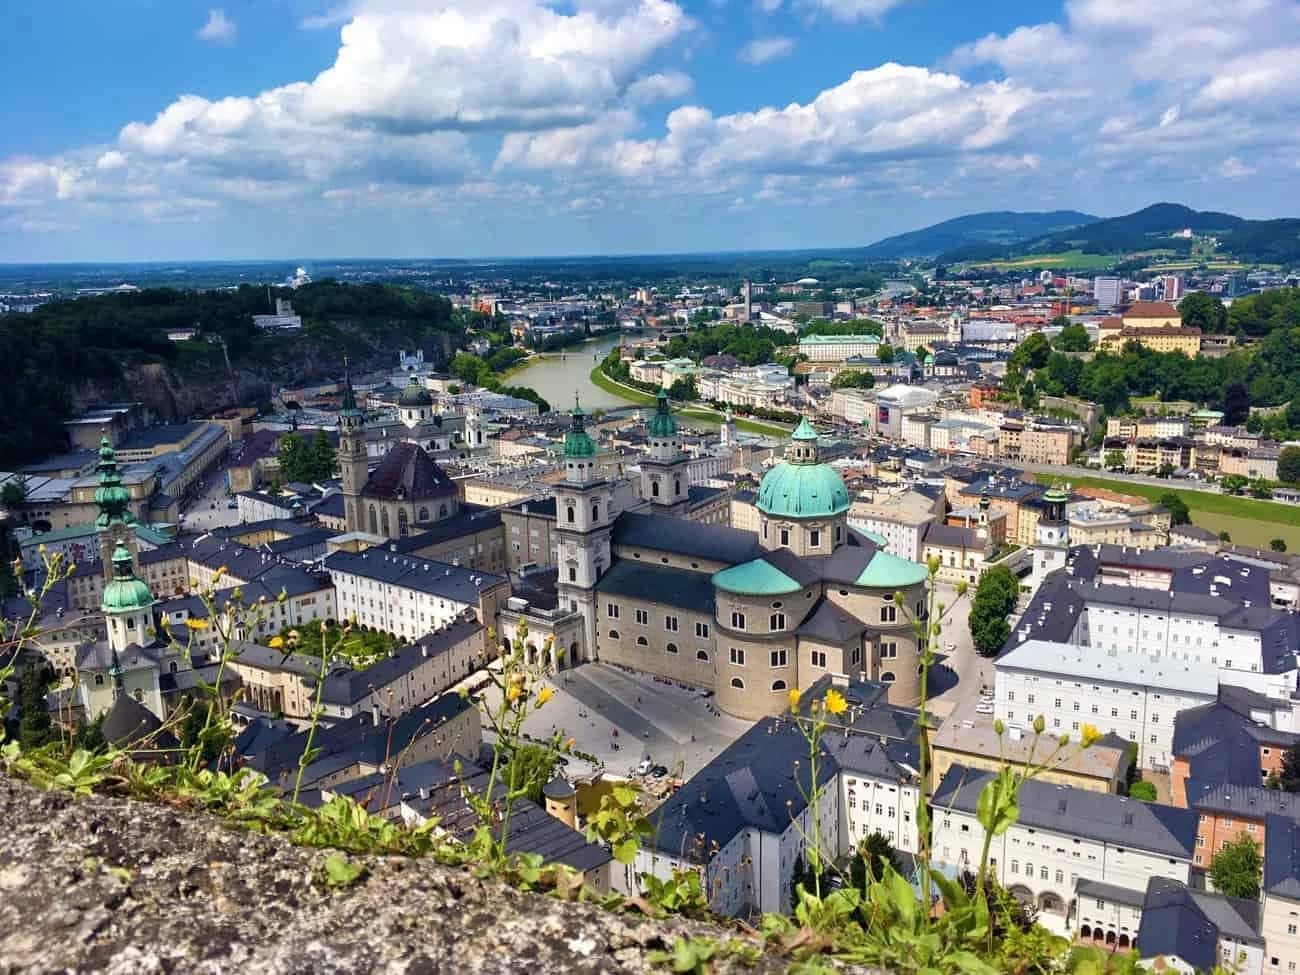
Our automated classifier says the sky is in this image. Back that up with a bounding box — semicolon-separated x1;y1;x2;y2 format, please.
3;0;1299;262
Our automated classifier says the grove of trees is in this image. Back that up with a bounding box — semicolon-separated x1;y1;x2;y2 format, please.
277;430;338;485
969;564;1020;656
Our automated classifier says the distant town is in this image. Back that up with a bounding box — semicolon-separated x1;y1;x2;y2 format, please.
6;206;1300;972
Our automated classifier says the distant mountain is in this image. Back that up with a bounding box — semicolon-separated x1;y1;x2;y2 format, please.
947;203;1300;266
859;210;1099;260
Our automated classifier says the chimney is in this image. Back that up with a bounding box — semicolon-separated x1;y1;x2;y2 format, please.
371;703;381;727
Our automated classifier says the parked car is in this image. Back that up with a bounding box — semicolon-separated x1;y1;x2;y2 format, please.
635;758;653;776
650;765;669;779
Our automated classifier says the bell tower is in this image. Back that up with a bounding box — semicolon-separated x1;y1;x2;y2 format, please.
94;436;136;583
337;359;369;533
553;398;614;665
639;387;691;516
1032;482;1070;590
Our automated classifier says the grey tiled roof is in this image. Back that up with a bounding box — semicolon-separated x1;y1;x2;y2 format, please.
323;549;505;603
1264;814;1300;899
595;561;716;616
612;511;762;566
933;765;1198;860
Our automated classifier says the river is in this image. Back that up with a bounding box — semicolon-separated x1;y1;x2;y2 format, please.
507;332;636;412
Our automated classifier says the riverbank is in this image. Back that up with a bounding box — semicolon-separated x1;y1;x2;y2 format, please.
588;365;793;437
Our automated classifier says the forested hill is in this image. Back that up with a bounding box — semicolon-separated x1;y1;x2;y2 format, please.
859;210;1098;259
0;282;467;468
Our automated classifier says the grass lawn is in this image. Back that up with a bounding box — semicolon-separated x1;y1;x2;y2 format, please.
1032;474;1300;550
588;366;792;437
965;250;1118;271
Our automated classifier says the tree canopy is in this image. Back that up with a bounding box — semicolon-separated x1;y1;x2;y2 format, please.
969;564;1020;656
277;430;337;485
1209;834;1262;899
1178;292;1228;333
665;322;795;366
831;370;875;390
1157;492;1191;526
1052;323;1091;352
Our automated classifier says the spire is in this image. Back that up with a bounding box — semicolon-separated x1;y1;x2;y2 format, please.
647;384;678;438
340;356;360;415
564;395;596;459
94;435;135;530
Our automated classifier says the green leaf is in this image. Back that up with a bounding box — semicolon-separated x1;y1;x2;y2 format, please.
322;854;366;888
612;838;639;865
886;864;916;926
948;951;999;975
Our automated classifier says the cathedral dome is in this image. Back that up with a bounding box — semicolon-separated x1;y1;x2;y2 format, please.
755;418;851;519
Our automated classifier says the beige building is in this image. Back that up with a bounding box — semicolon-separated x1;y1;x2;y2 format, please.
931;718;1127;794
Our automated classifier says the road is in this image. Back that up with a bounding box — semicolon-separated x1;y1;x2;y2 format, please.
178;469;242;533
995;459;1225;496
925;582;996;722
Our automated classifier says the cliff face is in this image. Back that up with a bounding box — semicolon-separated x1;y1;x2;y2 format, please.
0;777;787;975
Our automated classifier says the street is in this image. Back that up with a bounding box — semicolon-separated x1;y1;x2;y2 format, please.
178;469;242;533
925;582;995;721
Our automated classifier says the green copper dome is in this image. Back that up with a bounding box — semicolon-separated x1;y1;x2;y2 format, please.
101;543;154;614
94;437;135;530
398;374;433;408
646;388;678;438
564;401;597;459
755;418;850;519
855;550;929;589
1043;481;1068;504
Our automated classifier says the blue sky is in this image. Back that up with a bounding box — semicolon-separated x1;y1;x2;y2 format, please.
3;0;1298;261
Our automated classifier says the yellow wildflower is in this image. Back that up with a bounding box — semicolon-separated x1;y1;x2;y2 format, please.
788;687;801;712
536;686;554;706
506;685;522;703
268;636;285;649
824;689;847;716
184;617;210;631
215;565;228;580
1080;723;1102;748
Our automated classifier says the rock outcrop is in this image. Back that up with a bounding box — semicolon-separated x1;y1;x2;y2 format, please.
0;776;792;974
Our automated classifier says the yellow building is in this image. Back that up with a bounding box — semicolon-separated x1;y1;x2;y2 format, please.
931;718;1127;794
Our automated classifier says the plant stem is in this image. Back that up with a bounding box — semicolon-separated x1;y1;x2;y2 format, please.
292;626;332;806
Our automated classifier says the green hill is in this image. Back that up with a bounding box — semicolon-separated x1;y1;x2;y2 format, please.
858;210;1097;259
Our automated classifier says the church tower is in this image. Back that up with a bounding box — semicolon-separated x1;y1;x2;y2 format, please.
94;436;136;583
720;406;735;449
1032;482;1070;590
338;360;369;533
553;399;614;665
639;387;691;517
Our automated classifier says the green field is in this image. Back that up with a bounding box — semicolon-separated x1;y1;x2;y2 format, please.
965;250;1118;271
588;366;792;437
1032;474;1300;550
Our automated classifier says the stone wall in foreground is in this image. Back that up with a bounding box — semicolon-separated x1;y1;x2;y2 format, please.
0;776;805;975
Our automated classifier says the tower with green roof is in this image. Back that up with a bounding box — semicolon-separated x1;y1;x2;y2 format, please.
639;386;690;516
1032;481;1071;590
102;541;155;654
94;436;137;582
554;396;613;664
338;358;369;533
755;416;851;557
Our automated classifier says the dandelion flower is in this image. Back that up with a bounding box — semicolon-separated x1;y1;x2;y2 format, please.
268;636;285;649
506;685;522;703
184;618;210;631
788;687;801;712
1080;723;1102;747
536;686;554;706
824;689;847;716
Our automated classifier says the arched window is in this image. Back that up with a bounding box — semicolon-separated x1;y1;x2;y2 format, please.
592;502;599;521
368;506;378;534
674;478;681;496
880;671;896;683
730;677;744;689
696;650;709;661
652;481;660;498
666;642;678;654
397;509;409;537
419;507;430;522
608;629;620;639
94;674;104;686
381;508;390;537
772;679;787;691
567;505;576;524
133;688;143;702
636;636;648;646
169;661;178;673
439;503;448;518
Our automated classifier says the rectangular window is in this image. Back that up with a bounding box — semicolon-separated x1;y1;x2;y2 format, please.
769;613;786;630
770;649;787;667
810;529;821;547
607;604;620;619
729;647;745;666
731;612;746;630
780;529;790;546
696;622;710;638
880;605;897;623
665;615;678;632
811;650;827;668
635;609;649;625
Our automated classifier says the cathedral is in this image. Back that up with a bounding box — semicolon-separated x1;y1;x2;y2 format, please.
531;394;932;720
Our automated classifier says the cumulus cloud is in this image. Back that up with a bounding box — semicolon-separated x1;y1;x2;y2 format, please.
799;0;909;23
738;36;795;64
197;9;237;43
626;70;693;103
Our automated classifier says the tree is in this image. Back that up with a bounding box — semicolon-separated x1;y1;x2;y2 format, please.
1104;450;1126;470
969;564;1019;656
877;343;895;364
1;476;28;509
915;345;930;361
1209;834;1263;899
1128;781;1157;802
310;429;337;481
1222;381;1251;424
1220;474;1249;495
1272;538;1289;553
1053;323;1091;352
1009;332;1052;373
1157;492;1191;526
831;370;875;390
1249;478;1274;500
18;664;53;750
1279;447;1300;484
1219;531;1233;543
667;376;698;401
1179;292;1228;333
849;832;900;888
277;432;310;484
1279;742;1300;792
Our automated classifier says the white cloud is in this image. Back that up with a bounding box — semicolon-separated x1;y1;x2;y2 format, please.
1219;156;1257;179
626;70;693;103
738;36;794;64
799;0;908;23
197;9;237;44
